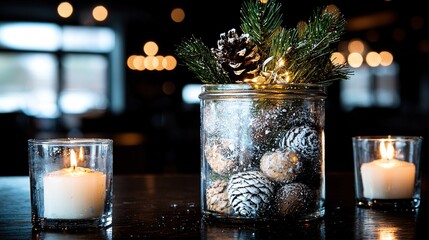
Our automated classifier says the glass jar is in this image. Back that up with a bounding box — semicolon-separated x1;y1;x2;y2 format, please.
200;83;326;223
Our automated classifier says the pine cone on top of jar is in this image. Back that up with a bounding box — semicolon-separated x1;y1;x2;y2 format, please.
212;28;261;82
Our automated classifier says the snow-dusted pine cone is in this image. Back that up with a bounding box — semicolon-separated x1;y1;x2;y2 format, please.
276;182;316;218
206;180;232;214
227;171;274;217
212;28;260;82
260;148;303;183
280;125;321;160
205;138;250;175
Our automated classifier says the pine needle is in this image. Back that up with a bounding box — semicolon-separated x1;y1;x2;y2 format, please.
175;35;231;84
240;0;283;59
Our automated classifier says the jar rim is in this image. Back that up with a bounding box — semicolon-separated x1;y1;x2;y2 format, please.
199;83;327;99
352;136;423;142
201;83;327;91
28;138;113;145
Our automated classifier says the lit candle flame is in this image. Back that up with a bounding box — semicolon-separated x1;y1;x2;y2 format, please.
380;141;394;160
70;149;77;170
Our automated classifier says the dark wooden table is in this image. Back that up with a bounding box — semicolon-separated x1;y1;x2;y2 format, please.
1;172;428;239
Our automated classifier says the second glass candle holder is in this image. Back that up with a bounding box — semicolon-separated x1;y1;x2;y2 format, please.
352;135;423;210
28;138;113;230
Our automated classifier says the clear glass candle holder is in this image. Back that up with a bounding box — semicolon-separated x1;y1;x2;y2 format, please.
28;138;113;230
352;136;423;210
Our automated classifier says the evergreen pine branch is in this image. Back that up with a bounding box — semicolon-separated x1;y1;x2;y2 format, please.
175;1;351;85
175;35;231;84
240;0;283;59
267;27;297;70
282;7;351;84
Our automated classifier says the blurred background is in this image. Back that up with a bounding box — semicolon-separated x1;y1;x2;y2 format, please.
0;0;427;176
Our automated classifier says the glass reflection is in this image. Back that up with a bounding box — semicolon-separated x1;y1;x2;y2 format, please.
378;227;398;240
32;226;112;240
201;219;325;240
355;208;418;240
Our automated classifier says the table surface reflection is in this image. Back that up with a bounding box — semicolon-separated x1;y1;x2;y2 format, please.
0;172;428;239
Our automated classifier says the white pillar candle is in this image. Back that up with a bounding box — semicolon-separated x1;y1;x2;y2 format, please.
43;149;106;219
360;141;416;199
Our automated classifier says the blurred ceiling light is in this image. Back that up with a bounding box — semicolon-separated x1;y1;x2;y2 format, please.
155;56;164;71
151;57;160;69
379;51;393;66
93;5;108;22
143;41;158;56
162;55;177;70
347;11;397;31
348;39;365;54
144;56;156;70
127;54;177;71
366;51;381;67
331;52;346;65
127;55;137;70
348;52;363;68
171;8;185;23
58;2;73;18
128;41;177;71
134;56;145;71
128;55;145;70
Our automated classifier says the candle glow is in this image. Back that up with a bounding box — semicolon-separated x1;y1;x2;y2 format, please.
360;139;416;199
43;148;106;219
380;141;394;159
71;149;77;168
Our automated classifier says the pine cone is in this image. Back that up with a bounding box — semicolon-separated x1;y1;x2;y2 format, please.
206;179;232;214
260;148;303;183
276;182;316;218
280;126;321;160
212;28;260;82
205;138;253;176
227;171;274;217
280;126;323;189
